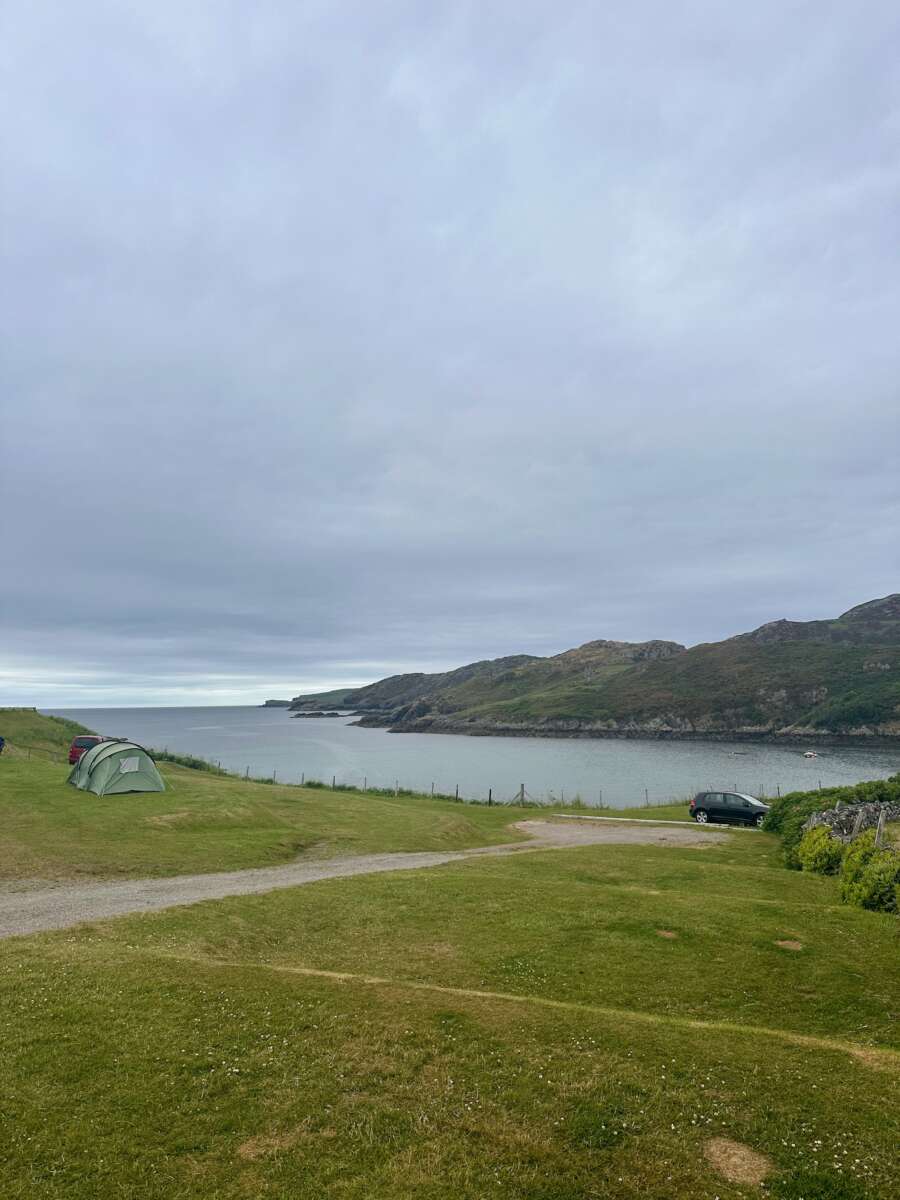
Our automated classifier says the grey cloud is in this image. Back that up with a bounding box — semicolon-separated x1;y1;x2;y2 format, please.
2;1;899;704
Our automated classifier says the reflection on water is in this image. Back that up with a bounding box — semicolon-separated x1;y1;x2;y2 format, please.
48;706;900;809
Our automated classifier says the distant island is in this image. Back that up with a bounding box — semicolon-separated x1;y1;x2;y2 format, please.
261;699;292;707
286;594;900;743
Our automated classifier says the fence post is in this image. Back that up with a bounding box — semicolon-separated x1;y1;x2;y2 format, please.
644;788;649;806
245;765;249;779
273;769;276;783
332;775;336;789
598;787;602;806
363;775;367;791
395;780;399;797
301;772;305;785
777;785;781;797
431;782;434;797
455;784;459;800
875;807;887;849
518;783;525;805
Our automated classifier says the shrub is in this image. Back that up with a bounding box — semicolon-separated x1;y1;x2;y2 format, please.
764;788;847;867
839;829;877;902
847;850;900;913
764;772;900;867
150;749;228;774
796;826;845;874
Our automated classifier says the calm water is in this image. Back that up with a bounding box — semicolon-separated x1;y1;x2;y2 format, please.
47;706;900;808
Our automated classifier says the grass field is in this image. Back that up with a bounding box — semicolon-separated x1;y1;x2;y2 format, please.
0;754;534;879
0;708;689;881
2;712;897;1198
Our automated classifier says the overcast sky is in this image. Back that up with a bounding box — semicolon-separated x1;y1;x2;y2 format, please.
2;2;899;707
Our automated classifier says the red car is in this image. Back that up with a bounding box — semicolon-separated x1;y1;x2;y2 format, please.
68;735;105;764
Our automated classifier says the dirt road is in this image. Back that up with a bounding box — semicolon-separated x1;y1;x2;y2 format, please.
0;818;725;940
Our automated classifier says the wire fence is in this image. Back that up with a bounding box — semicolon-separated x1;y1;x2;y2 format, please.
151;752;806;809
2;743;62;762
9;740;824;810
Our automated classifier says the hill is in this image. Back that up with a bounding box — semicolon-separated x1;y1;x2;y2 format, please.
291;654;545;714
0;707;96;758
287;594;900;741
289;641;683;723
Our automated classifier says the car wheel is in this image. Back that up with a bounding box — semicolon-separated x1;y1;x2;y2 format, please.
755;814;765;828
695;810;708;823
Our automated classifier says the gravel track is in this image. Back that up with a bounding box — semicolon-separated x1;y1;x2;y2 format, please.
0;818;725;940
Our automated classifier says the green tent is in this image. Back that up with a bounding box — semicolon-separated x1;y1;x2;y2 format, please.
68;740;165;796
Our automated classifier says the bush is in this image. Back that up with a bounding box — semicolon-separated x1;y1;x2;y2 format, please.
150;749;228;774
763;771;900;912
848;850;900;913
796;826;845;874
839;829;877;901
764;772;900;867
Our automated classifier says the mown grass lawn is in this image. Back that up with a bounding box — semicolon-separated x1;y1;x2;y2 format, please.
2;831;898;1199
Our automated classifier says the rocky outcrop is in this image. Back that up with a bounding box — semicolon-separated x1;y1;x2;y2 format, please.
355;711;900;743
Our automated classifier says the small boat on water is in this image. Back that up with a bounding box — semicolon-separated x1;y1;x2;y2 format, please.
803;750;818;759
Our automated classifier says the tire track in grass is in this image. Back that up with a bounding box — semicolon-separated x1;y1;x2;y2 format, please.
133;949;900;1072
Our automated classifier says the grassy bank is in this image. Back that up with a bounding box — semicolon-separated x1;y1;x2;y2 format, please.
2;834;898;1199
0;706;94;758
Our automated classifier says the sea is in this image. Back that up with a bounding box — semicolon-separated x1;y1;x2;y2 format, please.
45;706;900;809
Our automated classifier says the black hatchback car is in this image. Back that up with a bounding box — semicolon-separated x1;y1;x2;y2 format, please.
689;791;769;827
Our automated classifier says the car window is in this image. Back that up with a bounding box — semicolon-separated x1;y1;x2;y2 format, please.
728;794;750;808
705;793;723;805
74;737;98;748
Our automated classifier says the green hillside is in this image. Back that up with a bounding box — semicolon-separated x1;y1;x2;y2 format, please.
293;641;684;723
0;707;96;758
289;655;545;713
288;595;900;740
478;634;900;731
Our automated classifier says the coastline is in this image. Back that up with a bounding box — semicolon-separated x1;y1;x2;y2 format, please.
351;715;900;748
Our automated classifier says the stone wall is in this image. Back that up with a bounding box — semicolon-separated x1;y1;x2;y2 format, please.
802;800;900;842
